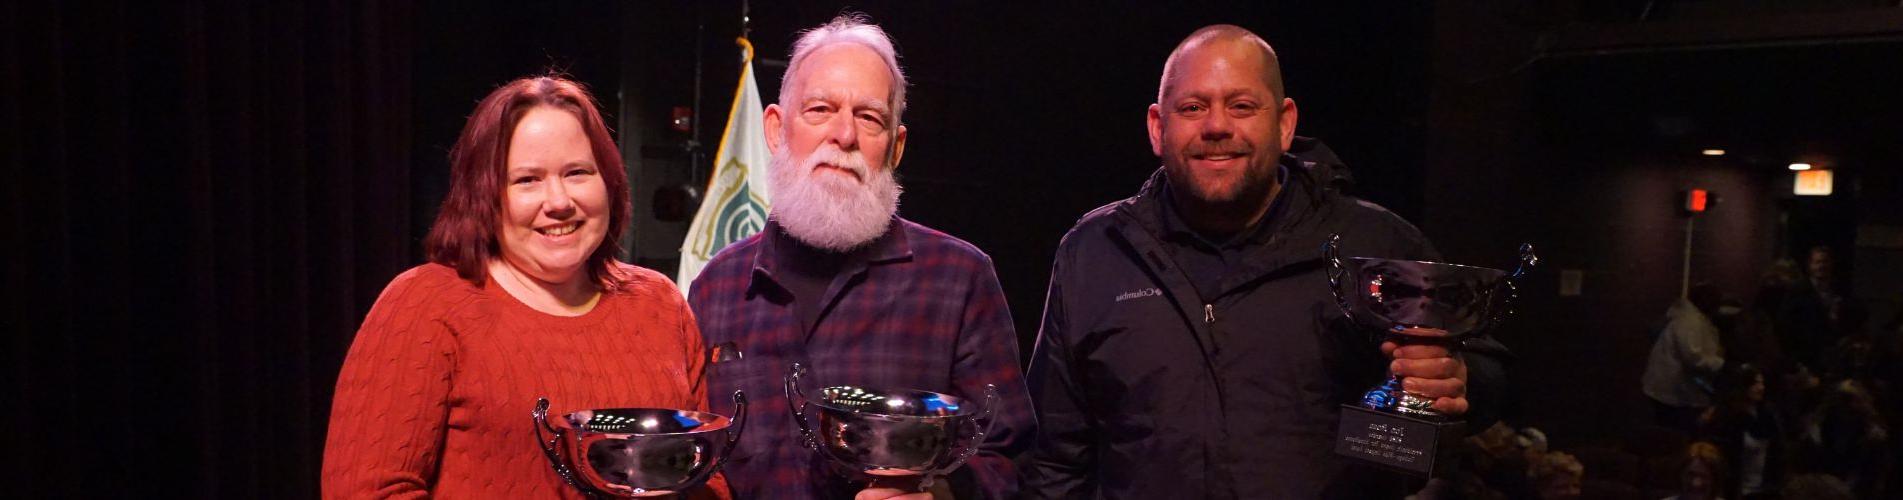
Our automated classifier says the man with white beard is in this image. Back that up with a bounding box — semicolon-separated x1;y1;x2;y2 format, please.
688;14;1033;500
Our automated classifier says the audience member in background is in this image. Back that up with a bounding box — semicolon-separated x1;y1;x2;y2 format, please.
1879;302;1903;497
1528;450;1583;500
1722;263;1794;383
1779;246;1848;371
1646;283;1728;432
1713;295;1781;374
1779;473;1855;500
1881;303;1903;384
1752;258;1799;329
1820;333;1878;385
1793;379;1891;499
1771;362;1825;447
1463;422;1535;500
1447;451;1510;500
1700;364;1784;499
1664;442;1727;500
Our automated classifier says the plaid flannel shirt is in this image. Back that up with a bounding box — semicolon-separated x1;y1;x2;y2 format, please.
689;218;1033;499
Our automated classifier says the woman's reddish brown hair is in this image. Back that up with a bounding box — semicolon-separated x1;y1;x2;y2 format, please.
424;76;631;289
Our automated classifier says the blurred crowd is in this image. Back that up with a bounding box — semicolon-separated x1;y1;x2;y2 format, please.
1441;246;1903;500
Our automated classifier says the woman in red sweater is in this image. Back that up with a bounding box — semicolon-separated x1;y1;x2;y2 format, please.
322;76;728;499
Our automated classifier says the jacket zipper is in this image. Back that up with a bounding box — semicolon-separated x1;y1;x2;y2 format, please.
1204;303;1215;323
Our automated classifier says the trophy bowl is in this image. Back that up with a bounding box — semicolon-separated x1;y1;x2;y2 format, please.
1325;235;1536;417
785;363;996;490
532;391;746;498
1333;257;1514;336
1323;235;1535;476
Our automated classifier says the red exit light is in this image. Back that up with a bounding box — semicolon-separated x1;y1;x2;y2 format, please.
1685;189;1709;213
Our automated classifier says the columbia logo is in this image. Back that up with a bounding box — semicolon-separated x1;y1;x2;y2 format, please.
1115;287;1162;302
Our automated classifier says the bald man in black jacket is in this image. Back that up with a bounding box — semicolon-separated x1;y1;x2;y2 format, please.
1018;25;1508;499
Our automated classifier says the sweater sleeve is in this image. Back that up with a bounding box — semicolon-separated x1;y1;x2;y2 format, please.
322;272;459;499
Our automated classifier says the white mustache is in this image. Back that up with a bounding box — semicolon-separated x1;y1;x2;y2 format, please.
803;144;871;179
768;142;902;252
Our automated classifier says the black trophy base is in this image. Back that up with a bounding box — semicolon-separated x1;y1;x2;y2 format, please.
1335;404;1465;477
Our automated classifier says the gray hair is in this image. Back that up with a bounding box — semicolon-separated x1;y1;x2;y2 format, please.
779;13;908;128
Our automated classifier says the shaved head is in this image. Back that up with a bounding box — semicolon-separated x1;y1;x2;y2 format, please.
1158;25;1284;104
1146;23;1299;235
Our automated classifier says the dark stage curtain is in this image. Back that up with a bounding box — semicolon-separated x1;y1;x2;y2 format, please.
4;1;415;497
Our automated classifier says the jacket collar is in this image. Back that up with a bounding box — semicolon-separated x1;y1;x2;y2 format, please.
1114;152;1337;296
1155;165;1290;250
1122;152;1325;245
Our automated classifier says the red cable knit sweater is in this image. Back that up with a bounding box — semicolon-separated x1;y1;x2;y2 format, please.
323;263;730;499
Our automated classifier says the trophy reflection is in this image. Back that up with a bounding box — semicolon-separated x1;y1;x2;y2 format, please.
1325;234;1536;476
532;391;747;497
784;363;997;492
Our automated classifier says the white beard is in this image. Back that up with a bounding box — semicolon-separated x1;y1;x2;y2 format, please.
767;143;902;252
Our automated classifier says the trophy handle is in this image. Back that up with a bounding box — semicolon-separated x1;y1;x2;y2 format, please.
920;384;1001;492
531;398;596;496
1489;243;1539;328
682;390;748;494
1510;243;1539;280
1323;234;1356;323
725;389;748;451
785;363;818;451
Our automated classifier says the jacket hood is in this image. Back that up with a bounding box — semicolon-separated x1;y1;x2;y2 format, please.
1289;136;1353;193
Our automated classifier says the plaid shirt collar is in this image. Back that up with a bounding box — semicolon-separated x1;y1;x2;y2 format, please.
747;216;914;296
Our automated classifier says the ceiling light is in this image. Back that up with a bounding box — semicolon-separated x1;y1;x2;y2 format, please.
1795;170;1833;196
1701;149;1725;156
1788;163;1812;171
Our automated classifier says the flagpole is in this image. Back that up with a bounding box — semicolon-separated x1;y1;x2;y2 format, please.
678;19;772;295
689;4;707;187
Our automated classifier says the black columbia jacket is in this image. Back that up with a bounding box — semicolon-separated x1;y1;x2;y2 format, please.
1020;141;1509;499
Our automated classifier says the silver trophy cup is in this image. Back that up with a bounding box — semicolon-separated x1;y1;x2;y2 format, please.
1324;234;1535;475
532;391;747;497
784;363;997;491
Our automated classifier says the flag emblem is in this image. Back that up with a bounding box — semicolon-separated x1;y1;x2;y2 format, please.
679;38;773;295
